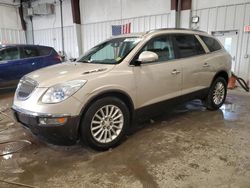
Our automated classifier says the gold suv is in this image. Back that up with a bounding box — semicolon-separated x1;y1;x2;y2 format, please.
12;28;232;150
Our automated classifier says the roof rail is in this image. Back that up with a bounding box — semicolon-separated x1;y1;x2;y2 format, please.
146;28;207;34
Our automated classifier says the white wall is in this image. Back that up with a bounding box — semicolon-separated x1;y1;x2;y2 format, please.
192;0;250;81
80;0;173;52
27;0;173;57
28;0;78;58
0;4;26;44
81;0;171;24
192;0;250;10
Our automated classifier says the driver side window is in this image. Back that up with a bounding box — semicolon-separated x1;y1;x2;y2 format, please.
142;36;175;62
0;47;19;62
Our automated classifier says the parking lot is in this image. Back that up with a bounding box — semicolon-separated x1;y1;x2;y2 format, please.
1;89;250;188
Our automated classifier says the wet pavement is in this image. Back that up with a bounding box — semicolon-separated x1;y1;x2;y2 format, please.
0;89;250;188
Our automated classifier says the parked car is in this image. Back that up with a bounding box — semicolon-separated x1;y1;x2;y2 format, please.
0;44;61;89
12;29;231;150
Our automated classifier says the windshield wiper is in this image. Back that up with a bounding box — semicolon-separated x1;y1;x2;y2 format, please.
77;59;91;63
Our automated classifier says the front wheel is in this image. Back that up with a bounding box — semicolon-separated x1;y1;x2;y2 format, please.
80;97;130;150
205;77;227;110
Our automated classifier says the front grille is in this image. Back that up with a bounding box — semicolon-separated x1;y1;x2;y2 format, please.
17;77;38;100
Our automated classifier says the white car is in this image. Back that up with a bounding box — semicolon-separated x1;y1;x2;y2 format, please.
12;28;232;150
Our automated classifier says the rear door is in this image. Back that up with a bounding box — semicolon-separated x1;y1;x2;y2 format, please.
20;46;42;72
38;46;61;66
172;34;210;96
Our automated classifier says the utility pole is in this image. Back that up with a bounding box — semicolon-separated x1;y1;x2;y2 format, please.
176;0;181;28
59;0;65;56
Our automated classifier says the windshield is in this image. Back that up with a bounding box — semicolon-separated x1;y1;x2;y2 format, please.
78;37;142;64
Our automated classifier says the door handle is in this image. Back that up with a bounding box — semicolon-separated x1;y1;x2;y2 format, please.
171;69;181;75
203;62;210;67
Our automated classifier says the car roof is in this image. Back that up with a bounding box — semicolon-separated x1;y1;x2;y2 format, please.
112;28;210;38
146;28;207;34
0;44;52;49
111;32;147;39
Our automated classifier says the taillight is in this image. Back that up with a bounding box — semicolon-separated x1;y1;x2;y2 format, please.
54;54;62;62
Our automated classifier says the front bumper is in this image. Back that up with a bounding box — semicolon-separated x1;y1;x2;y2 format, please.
12;106;81;145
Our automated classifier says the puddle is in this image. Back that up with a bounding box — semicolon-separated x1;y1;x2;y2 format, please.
174;100;205;113
221;103;238;121
185;100;206;111
0;140;32;159
0;104;16;131
0;122;15;133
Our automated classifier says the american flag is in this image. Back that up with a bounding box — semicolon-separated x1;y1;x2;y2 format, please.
112;23;131;36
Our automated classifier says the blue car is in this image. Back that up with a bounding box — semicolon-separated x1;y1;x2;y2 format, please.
0;44;61;89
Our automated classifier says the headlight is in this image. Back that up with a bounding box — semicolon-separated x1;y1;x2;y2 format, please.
41;80;87;104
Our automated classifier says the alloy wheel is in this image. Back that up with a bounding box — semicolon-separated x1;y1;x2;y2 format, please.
212;81;225;105
90;105;124;144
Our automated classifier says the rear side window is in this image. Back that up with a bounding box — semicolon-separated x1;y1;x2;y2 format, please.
38;47;52;56
199;36;222;52
173;34;205;58
0;47;19;61
21;46;39;58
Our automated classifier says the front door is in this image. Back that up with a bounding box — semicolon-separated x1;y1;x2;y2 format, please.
0;47;21;88
133;35;182;111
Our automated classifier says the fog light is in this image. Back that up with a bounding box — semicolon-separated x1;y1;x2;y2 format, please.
39;117;67;125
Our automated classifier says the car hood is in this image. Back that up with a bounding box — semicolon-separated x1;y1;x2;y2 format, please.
26;62;115;87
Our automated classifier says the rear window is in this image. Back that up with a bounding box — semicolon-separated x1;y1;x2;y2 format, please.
199;36;222;52
38;47;52;56
173;34;205;58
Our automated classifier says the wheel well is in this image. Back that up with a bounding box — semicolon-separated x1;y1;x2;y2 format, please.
79;91;135;127
212;71;229;84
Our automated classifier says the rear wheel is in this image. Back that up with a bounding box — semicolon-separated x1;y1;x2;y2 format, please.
80;97;129;150
205;77;227;110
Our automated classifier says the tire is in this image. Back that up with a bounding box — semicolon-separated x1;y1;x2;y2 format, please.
80;97;130;150
205;77;227;110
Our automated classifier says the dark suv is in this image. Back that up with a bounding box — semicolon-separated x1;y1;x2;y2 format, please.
0;44;61;89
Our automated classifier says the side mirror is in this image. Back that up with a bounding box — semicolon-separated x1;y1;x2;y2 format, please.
138;51;158;64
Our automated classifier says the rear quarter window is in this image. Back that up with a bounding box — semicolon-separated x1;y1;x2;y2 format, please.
38;47;52;56
199;36;222;52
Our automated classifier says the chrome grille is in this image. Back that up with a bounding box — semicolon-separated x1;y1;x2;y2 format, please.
17;77;38;100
